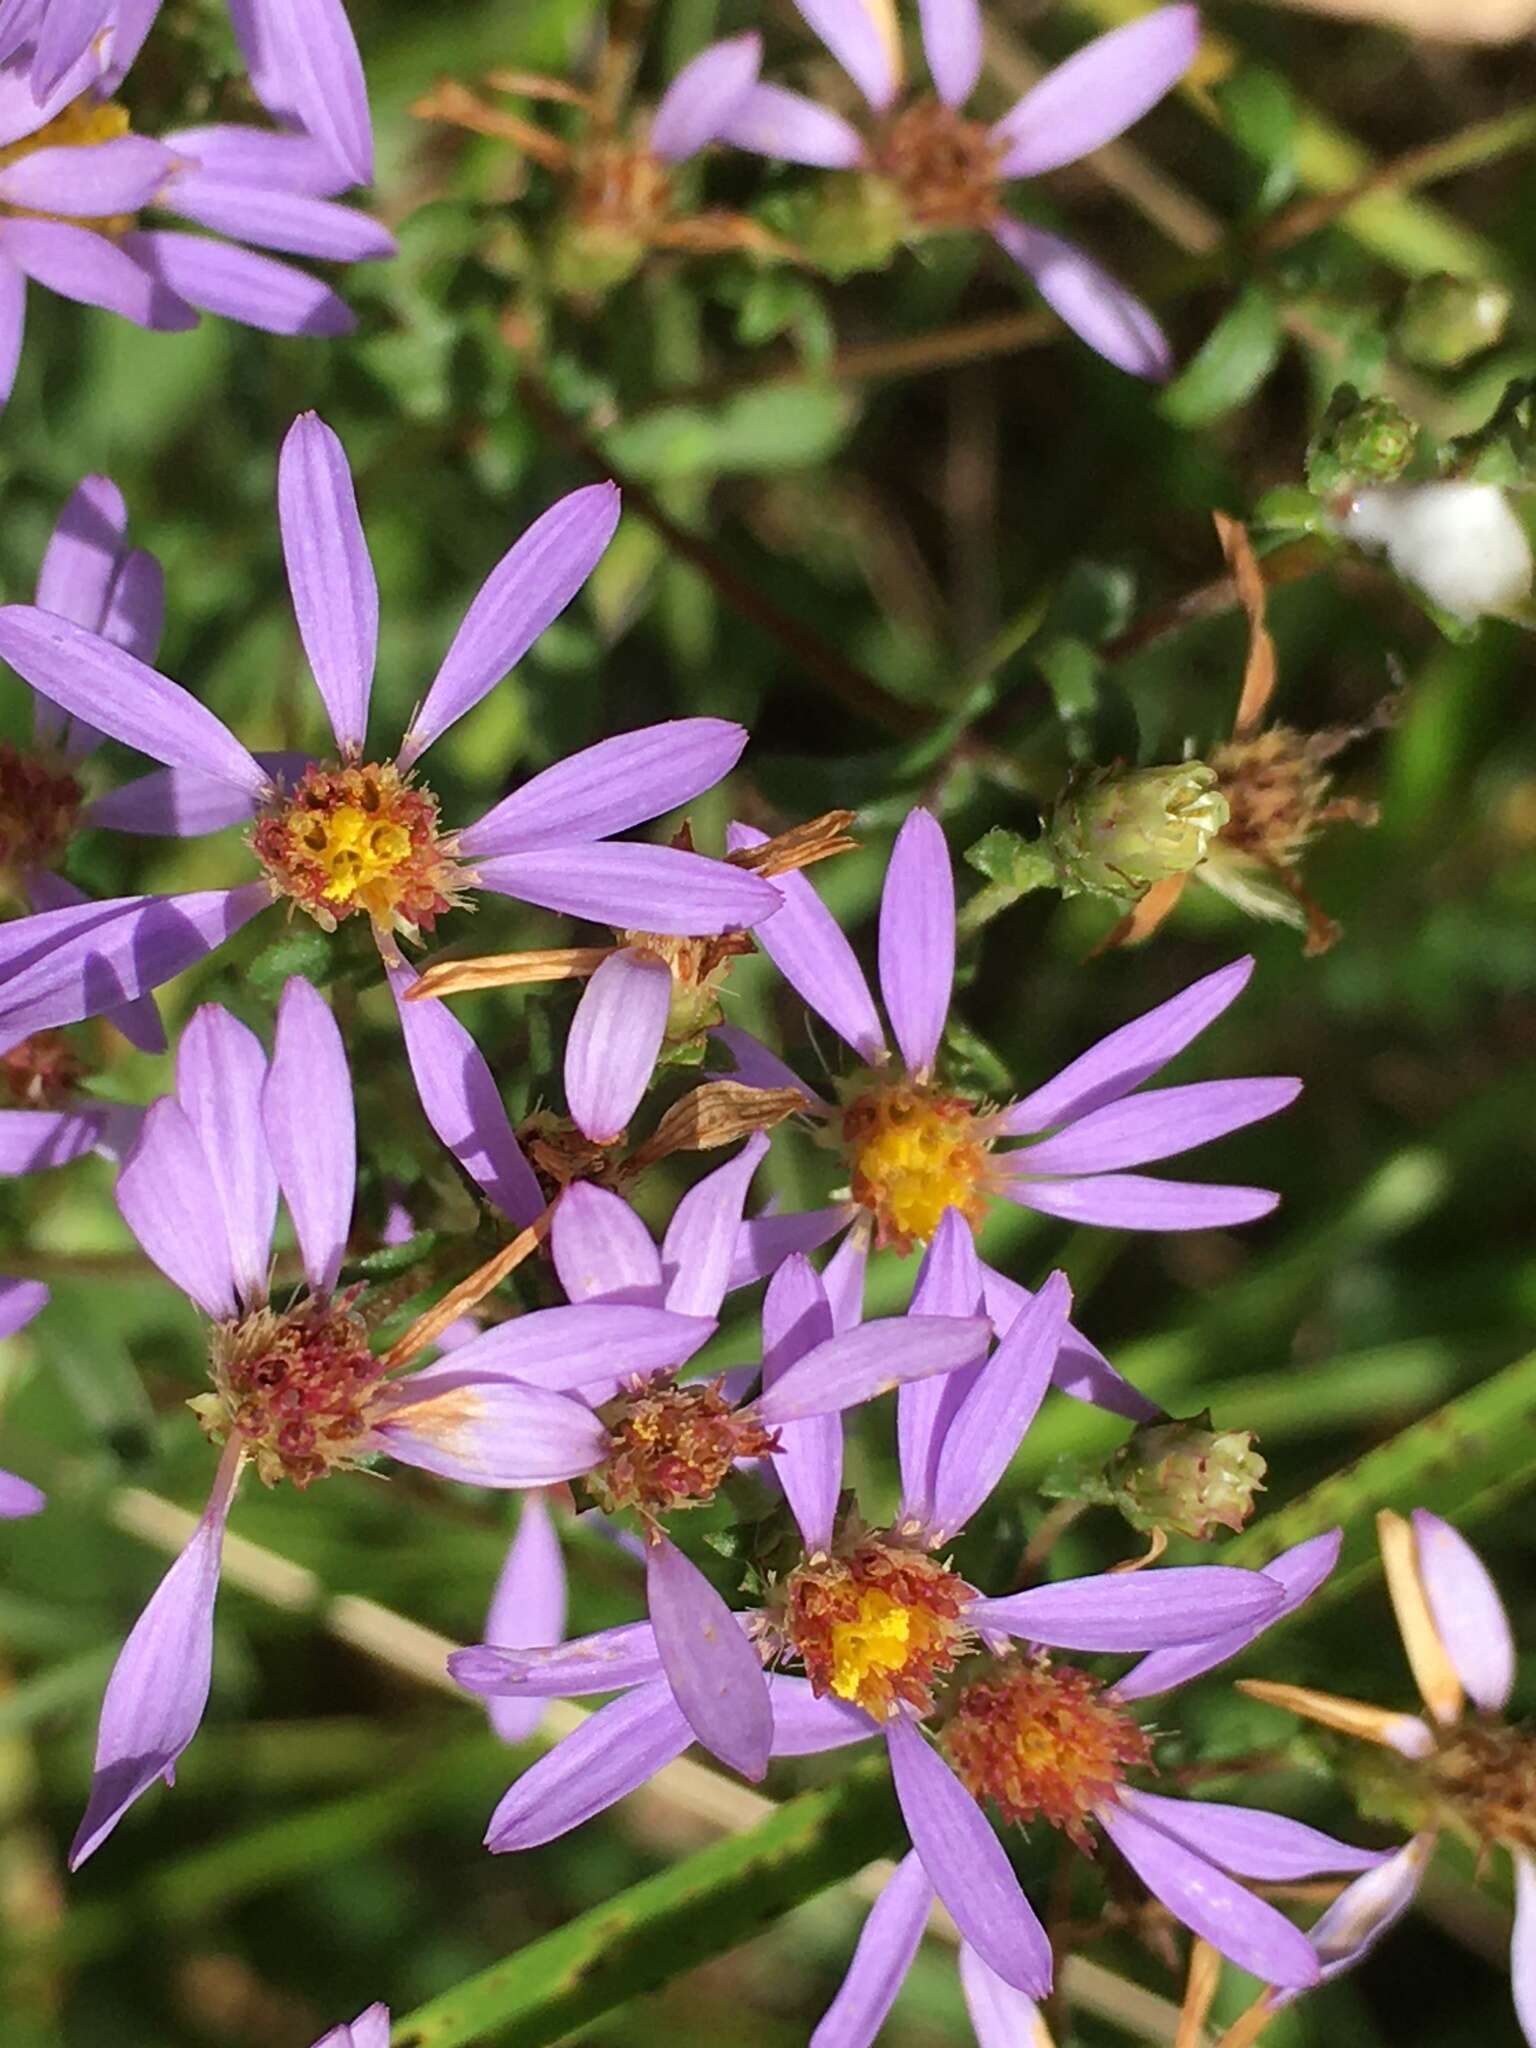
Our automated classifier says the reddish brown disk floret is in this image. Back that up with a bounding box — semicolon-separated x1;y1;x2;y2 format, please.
200;1297;382;1488
786;1539;974;1720
592;1377;778;1520
3;1030;88;1109
573;140;675;238
251;761;468;937
1426;1720;1536;1855
0;740;84;884
942;1653;1153;1850
870;100;1003;230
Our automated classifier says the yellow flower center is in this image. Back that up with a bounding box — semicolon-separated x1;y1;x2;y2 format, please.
841;1080;991;1251
0;97;140;235
786;1539;972;1720
251;761;470;938
828;1586;919;1702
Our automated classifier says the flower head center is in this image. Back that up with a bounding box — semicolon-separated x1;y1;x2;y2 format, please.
592;1377;778;1520
942;1654;1153;1850
0;96;140;234
1209;727;1336;871
198;1298;382;1488
841;1080;991;1251
0;739;84;889
786;1539;972;1719
252;761;469;937
871;99;1001;230
2;1029;88;1109
1426;1721;1536;1854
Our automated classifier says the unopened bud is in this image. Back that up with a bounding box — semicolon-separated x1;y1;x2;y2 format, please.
1102;1414;1266;1541
1396;273;1511;371
1048;764;1228;903
773;173;906;278
548;221;647;296
1307;386;1417;498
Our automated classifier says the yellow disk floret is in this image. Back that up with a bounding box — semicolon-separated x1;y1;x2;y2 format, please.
841;1080;991;1250
252;761;470;938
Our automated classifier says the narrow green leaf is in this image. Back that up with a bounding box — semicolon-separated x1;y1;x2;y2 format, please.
1160;286;1284;429
391;1758;902;2048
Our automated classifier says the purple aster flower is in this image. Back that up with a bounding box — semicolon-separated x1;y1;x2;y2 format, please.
719;807;1297;1414
0;1274;48;1517
717;0;1200;378
0;412;779;1049
311;2005;389;2048
72;974;717;1866
450;1223;1332;1985
454;1137;994;1783
1239;1510;1536;2046
0;0;389;402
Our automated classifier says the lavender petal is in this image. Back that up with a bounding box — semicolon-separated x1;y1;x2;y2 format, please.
475;841;781;936
551;1180;664;1305
371;1372;610;1487
754;1313;992;1425
810;1852;932;2047
483;1493;567;1745
1113;1529;1342;1703
262;977;354;1297
651;1135;765;1319
386;965;544;1228
646;1537;772;1780
116;1098;239;1319
451;1621;662;1701
980;1260;1159;1423
1513;1851;1536;2047
226;0;374;186
1118;1788;1386;1881
484;1681;693;1851
0;1467;45;1517
794;0;900;110
120;230;355;338
992;6;1200;178
1412;1509;1516;1714
728;1206;851;1291
277;411;378;756
927;1268;1070;1539
768;1675;878;1758
958;1943;1046;2048
70;1452;241;1868
886;1715;1052;1996
0;1106;108;1176
1001;1171;1278;1230
718;82;867;168
461;718;749;858
1274;1835;1432;2001
0;136;174;215
761;1253;842;1551
1;216;195;329
0;1275;48;1339
1003;958;1255;1136
877;807;954;1080
176;1003;277;1307
918;0;982;107
0;252;22;406
401;484;620;767
1099;1799;1320;1989
726;822;884;1061
0;604;264;792
993;218;1172;381
565;947;671;1143
165;178;394;261
434;1302;713;1391
970;1563;1282;1654
1015;1077;1301;1178
35;472;127;642
650;33;761;164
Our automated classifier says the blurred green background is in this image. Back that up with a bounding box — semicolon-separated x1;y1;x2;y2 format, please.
3;0;1536;2042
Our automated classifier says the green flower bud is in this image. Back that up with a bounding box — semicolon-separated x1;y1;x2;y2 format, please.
1306;385;1418;498
548;221;646;298
1102;1414;1267;1541
1047;763;1229;903
1396;273;1511;371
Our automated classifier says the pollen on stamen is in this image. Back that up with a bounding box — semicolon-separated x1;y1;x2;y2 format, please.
840;1079;993;1251
0;739;84;891
785;1538;973;1720
591;1376;778;1521
197;1296;382;1489
942;1653;1153;1851
251;761;471;938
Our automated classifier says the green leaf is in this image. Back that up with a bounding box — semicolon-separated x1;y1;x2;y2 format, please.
1160;286;1285;429
1215;66;1298;212
391;1759;903;2047
602;386;854;481
247;926;334;1002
